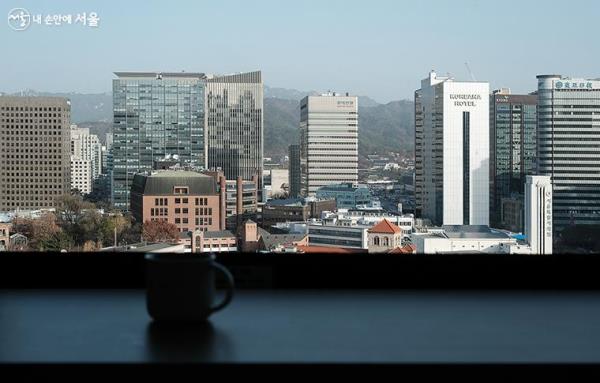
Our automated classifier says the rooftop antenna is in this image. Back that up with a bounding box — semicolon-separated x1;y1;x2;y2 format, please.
465;62;476;81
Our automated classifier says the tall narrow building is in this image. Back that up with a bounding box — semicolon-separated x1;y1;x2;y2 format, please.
489;89;537;230
537;74;600;231
300;92;358;196
288;144;301;198
0;97;71;211
414;89;424;217
112;72;206;211
71;125;102;182
524;175;553;255
414;71;489;226
205;71;263;194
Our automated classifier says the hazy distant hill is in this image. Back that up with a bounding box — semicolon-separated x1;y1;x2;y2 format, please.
2;87;414;158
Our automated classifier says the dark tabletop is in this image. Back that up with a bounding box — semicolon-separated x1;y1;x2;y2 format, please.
2;289;600;363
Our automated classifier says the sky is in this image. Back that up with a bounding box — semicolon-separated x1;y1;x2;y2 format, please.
1;0;598;103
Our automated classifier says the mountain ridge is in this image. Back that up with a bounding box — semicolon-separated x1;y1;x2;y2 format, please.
1;87;414;159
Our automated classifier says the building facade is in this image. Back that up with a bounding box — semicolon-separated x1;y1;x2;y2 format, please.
112;72;206;211
288;144;301;198
414;71;490;226
367;219;403;254
205;71;263;193
490;89;537;230
261;197;336;227
130;170;222;233
300;92;358;196
315;182;372;209
524;175;553;254
0;97;71;211
537;74;600;231
70;156;92;194
70;125;102;181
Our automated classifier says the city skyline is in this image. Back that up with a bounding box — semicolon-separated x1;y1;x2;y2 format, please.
1;0;599;102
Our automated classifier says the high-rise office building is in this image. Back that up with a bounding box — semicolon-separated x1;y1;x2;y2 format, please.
414;71;489;226
112;72;206;211
0;97;71;211
205;71;263;192
490;88;537;230
524;175;552;254
300;92;358;196
70;125;102;181
288;144;301;198
414;89;424;217
537;75;600;231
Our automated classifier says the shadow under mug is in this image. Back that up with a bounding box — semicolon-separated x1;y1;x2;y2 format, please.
145;253;234;322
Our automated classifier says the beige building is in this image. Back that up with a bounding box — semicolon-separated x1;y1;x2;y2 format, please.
190;230;238;253
300;92;358;196
367;219;403;253
0;97;71;211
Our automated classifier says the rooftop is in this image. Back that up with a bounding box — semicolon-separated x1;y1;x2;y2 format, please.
131;170;217;196
441;225;512;240
114;71;206;79
203;230;236;239
368;219;402;234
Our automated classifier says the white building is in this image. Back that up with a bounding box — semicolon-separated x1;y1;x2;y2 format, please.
71;125;102;180
415;71;489;226
70;156;92;194
307;210;414;249
300;92;358;196
524;175;553;255
411;225;520;254
537;75;600;231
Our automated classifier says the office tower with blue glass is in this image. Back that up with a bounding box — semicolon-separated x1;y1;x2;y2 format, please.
111;71;263;211
205;71;264;194
112;72;206;211
489;88;537;232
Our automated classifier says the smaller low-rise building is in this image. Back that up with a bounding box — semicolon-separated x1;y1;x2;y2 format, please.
410;225;526;254
190;230;238;253
261;197;336;227
315;183;373;209
367;219;403;253
130;170;222;233
0;222;11;251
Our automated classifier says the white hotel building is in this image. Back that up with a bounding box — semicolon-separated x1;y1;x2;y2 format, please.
537;75;600;231
300;92;358;196
415;71;490;226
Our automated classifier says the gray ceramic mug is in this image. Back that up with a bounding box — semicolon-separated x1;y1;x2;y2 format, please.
145;253;234;322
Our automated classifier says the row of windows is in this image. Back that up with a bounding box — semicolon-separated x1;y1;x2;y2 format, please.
0;106;63;111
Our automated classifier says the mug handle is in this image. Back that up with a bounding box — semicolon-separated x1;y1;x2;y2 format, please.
210;261;235;313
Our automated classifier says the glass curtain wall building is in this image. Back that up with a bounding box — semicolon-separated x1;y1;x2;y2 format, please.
112;72;206;211
489;89;537;231
205;71;264;194
537;74;600;231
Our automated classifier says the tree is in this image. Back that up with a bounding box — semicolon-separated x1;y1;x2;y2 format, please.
41;231;75;252
142;220;180;244
56;194;95;225
11;213;62;251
